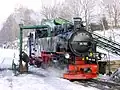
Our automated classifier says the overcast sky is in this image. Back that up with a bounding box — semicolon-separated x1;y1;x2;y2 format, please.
0;0;63;27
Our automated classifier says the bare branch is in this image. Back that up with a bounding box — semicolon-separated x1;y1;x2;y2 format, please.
102;0;120;27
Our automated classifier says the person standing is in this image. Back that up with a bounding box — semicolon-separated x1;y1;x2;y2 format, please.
22;51;29;72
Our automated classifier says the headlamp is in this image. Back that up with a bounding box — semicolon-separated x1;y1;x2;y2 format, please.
65;53;70;59
99;53;106;58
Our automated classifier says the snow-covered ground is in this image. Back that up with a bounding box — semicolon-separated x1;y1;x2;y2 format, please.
95;29;120;60
0;48;98;90
0;69;100;90
0;69;99;90
0;48;19;68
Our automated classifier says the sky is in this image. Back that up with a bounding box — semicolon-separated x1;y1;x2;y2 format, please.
0;0;64;28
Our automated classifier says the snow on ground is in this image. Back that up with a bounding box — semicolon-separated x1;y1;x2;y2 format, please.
0;48;99;90
0;48;19;68
94;29;120;42
0;72;99;90
94;29;120;60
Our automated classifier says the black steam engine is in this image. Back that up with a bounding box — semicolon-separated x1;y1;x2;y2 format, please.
28;17;102;80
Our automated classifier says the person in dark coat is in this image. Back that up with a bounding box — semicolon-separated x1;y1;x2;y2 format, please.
22;51;29;71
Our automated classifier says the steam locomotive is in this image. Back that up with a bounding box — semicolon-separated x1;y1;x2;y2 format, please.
28;17;102;80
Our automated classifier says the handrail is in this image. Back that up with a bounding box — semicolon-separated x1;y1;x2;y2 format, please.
97;44;120;56
86;30;120;48
93;38;120;56
94;39;120;51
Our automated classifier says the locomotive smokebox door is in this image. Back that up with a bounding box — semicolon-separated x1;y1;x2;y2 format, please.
98;61;107;75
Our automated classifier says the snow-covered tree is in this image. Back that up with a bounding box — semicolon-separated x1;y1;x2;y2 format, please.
40;2;72;20
64;0;96;30
102;0;120;27
41;5;59;19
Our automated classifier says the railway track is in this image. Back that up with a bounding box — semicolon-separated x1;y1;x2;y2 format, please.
73;79;120;90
